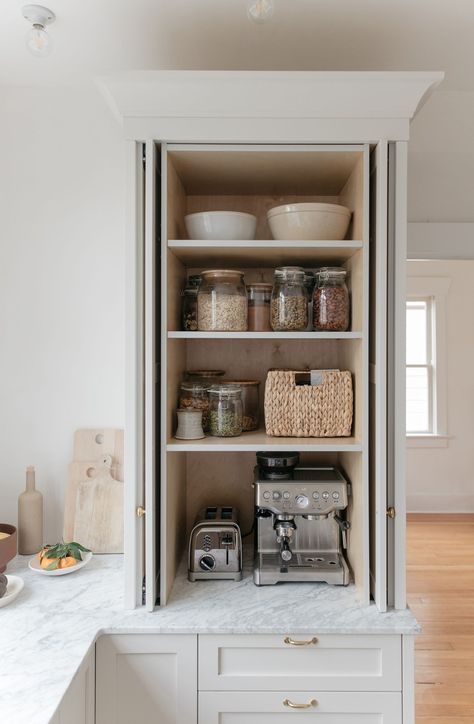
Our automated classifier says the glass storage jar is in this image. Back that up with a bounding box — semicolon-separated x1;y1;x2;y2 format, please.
181;286;198;331
270;266;308;331
313;267;350;332
222;380;260;431
179;382;211;432
209;385;243;437
197;270;248;331
188;274;202;288
247;283;272;331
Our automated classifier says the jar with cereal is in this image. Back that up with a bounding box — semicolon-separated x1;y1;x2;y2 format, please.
179;382;211;432
197;270;248;331
313;267;350;332
209;385;243;437
270;267;308;331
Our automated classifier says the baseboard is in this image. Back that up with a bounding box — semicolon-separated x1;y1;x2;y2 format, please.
407;493;474;513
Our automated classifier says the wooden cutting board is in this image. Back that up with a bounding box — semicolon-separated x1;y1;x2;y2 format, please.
63;428;124;545
72;454;124;554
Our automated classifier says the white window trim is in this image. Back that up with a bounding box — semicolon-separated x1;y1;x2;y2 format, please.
406;276;451;448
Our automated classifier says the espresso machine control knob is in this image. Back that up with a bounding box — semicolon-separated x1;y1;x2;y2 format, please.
199;555;216;571
295;494;309;508
263;490;271;500
272;491;282;500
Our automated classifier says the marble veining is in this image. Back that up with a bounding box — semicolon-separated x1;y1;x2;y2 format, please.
0;554;419;724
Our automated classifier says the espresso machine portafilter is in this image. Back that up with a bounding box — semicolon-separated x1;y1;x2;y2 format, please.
253;452;351;586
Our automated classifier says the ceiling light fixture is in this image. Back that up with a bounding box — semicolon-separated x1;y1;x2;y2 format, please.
247;0;274;23
22;4;56;57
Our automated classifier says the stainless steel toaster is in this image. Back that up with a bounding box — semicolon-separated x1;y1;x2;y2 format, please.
188;506;242;581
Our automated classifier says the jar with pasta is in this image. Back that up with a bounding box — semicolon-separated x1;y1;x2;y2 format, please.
270;267;308;331
197;270;248;331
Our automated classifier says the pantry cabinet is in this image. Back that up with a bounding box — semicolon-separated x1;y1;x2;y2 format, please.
97;71;443;617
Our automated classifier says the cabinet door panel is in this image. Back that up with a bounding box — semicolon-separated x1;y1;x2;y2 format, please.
56;647;95;724
96;634;197;724
199;634;401;692
199;691;402;724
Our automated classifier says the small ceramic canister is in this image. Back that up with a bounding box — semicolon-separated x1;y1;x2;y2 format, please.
175;409;205;440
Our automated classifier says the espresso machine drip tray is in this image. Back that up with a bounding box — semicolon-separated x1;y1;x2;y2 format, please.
255;551;350;585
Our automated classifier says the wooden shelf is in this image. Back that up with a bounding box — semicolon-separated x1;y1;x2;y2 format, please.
168;331;362;340
167;239;364;267
167;429;362;453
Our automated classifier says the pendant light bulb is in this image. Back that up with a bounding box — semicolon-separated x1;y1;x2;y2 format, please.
22;5;56;57
247;0;274;23
25;23;51;56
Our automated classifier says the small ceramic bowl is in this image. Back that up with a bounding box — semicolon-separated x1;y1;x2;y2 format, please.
0;524;17;574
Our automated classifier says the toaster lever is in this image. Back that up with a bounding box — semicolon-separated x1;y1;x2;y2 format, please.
221;533;234;565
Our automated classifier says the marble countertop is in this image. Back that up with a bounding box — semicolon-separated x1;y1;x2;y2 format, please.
0;554;419;724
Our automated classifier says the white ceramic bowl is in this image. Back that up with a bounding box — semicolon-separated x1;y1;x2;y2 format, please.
185;211;257;241
267;203;352;241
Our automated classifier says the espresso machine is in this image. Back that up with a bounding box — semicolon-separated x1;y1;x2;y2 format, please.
253;452;351;586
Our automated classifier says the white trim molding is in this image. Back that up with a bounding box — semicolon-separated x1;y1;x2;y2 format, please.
406;275;451;447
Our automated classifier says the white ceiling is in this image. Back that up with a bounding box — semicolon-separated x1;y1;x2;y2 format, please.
1;0;473;89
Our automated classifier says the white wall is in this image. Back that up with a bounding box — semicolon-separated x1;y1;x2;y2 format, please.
406;259;474;512
0;85;125;540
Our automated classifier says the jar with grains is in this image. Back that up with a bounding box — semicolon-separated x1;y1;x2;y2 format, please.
222;380;260;431
181;286;198;331
197;270;248;331
209;385;243;437
313;267;350;332
188;274;202;288
179;382;211;432
247;283;272;332
270;267;308;331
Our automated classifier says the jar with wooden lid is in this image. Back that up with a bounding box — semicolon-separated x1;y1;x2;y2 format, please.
209;385;243;437
270;267;308;331
197;270;248;331
313;267;350;332
247;283;272;332
179;382;211;432
222;380;260;431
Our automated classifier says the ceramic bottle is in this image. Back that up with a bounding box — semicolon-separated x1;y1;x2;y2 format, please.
18;466;43;554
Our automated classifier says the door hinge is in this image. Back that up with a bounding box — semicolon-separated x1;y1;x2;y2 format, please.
136;506;146;518
386;506;396;519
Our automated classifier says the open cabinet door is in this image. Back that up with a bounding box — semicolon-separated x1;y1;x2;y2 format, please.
387;142;408;610
144;141;161;611
124;141;146;608
369;142;388;612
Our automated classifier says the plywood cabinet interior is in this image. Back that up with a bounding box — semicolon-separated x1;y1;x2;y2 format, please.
157;144;371;607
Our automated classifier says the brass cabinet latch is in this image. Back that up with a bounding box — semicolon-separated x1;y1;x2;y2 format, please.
136;506;146;518
386;506;396;519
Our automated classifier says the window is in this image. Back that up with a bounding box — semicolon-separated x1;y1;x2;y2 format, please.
406;298;433;433
406;275;450;446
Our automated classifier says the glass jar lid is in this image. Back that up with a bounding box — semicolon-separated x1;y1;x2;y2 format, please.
315;266;347;280
184;370;225;379
222;379;260;388
247;283;272;301
188;274;202;287
209;384;242;398
180;382;208;394
274;266;305;281
181;286;198;296
200;269;245;279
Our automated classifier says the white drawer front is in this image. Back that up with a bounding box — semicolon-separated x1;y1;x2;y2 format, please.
199;634;401;691
199;691;402;723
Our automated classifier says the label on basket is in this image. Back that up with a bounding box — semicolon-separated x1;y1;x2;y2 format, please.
294;370;340;386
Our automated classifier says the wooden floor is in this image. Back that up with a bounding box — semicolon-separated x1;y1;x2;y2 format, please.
407;514;474;723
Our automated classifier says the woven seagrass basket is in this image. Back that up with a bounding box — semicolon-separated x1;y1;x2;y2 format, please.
264;369;353;437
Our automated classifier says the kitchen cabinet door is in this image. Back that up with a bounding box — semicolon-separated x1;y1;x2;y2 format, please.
96;634;197;724
199;691;402;723
54;647;95;724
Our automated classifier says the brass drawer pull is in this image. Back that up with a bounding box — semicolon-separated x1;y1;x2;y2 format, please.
283;698;318;709
284;636;318;646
